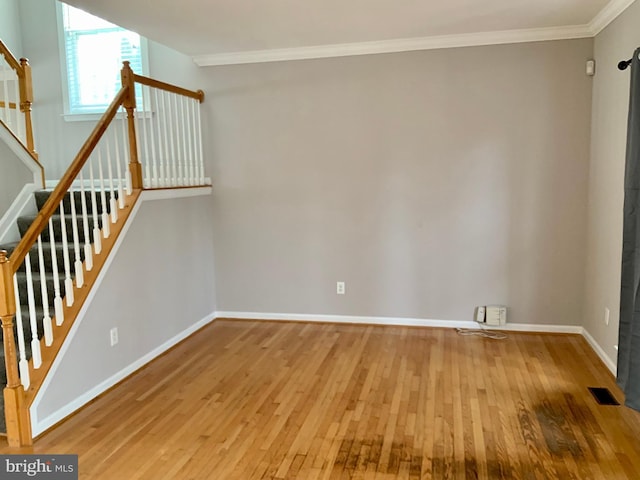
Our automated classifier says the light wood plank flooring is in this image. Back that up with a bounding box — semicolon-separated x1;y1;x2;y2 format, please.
2;319;640;479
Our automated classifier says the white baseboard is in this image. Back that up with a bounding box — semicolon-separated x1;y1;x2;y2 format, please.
582;328;617;376
214;311;583;334
30;311;216;437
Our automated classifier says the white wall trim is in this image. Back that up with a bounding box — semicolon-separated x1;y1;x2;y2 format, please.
214;311;583;334
589;0;638;35
31;311;216;436
582;328;617;376
193;25;592;67
0;123;41;184
0;183;38;245
141;184;212;201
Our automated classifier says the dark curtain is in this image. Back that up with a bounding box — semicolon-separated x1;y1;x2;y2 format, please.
618;47;640;411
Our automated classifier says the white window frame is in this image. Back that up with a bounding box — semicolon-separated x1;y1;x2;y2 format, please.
56;1;149;122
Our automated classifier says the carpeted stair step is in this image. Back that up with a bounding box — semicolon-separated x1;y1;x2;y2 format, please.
17;213;107;244
14;271;66;309
34;189;118;216
0;241;79;273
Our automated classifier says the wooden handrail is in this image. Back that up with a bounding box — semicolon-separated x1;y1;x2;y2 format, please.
133;73;205;103
0;101;17;109
8;87;129;272
0;39;22;73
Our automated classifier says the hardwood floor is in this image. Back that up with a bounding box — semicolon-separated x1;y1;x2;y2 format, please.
2;319;640;479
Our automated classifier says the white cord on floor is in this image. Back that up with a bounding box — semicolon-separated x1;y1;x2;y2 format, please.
455;325;507;340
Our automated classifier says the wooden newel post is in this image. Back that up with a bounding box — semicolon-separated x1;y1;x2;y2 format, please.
0;251;32;446
121;61;143;189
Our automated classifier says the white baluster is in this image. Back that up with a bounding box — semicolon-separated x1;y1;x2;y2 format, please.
185;96;195;186
149;87;159;188
190;97;200;183
79;171;93;270
105;139;118;223
2;60;10;128
167;93;178;186
136;85;151;188
179;95;188;185
112;127;125;209
157;89;168;187
37;236;53;346
173;94;184;186
13;72;23;143
121;109;133;195
13;274;30;388
161;90;171;187
48;217;64;325
24;253;42;368
69;187;84;287
195;96;205;184
89;160;102;254
97;149;111;238
59;202;75;306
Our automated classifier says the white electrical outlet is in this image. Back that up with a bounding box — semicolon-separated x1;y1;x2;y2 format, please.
605;307;610;326
110;327;119;346
337;281;346;295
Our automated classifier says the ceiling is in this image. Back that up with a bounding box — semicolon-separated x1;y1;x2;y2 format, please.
61;0;635;66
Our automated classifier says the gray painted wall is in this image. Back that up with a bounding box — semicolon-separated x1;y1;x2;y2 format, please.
0;0;23;57
203;39;593;325
35;195;216;421
583;1;640;365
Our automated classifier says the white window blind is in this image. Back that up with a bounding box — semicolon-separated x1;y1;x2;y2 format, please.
61;2;144;114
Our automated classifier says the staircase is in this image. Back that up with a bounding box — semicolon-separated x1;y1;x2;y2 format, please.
0;59;206;447
0;189;119;432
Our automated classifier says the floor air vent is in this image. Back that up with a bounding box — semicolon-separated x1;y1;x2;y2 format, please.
588;387;620;406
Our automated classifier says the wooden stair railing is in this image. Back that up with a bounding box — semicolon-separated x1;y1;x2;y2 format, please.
0;39;43;186
0;61;207;447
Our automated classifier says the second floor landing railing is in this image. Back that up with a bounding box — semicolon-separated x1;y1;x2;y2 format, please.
0;40;39;171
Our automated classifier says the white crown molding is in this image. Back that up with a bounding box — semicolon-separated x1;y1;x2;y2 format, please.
193;0;638;67
193;25;592;67
589;0;638;35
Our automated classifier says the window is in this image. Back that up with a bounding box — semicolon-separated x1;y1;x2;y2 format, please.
58;2;146;116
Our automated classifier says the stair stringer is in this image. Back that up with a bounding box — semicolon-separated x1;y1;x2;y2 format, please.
0;183;39;245
0;121;43;186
